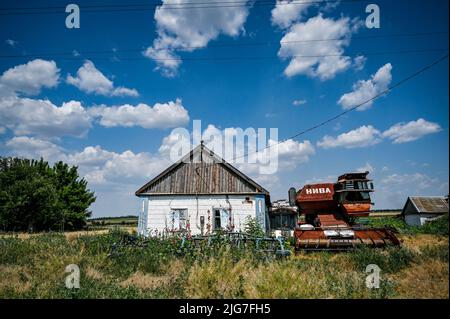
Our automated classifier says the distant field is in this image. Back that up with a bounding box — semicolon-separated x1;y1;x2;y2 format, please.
369;212;402;217
88;216;138;227
368;210;402;217
0;227;136;240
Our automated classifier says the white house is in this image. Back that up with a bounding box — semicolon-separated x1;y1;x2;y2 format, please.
135;143;270;236
402;196;448;226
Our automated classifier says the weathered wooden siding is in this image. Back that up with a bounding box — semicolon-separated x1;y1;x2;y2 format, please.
141;162;259;194
138;194;267;236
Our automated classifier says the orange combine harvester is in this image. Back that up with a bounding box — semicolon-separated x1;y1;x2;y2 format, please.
290;172;401;251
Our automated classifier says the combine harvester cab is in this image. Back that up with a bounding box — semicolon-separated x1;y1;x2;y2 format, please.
292;172;401;252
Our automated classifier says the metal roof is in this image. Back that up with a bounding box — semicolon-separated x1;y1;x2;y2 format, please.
403;196;449;214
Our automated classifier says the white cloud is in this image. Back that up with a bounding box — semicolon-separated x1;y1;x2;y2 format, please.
4;136;171;187
5;136;65;160
0;96;92;138
372;172;448;209
382;118;441;144
268;138;315;170
197;124;315;173
357;162;375;173
317;125;381;149
338;63;392;110
292;99;307;106
353;55;366;71
381;173;443;191
0;59;60;95
0;61;187;136
144;0;252;76
0;89;187;138
271;0;313;29
233;138;315;193
238;138;315;176
157;123;315;177
278;15;359;80
303;174;337;185
89;99;189;129
5;39;18;47
110;87;139;97
158;129;194;162
316;119;441;150
67;60;139;97
70;148;170;185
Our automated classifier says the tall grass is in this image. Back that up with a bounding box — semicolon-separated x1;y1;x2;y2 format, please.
0;229;448;299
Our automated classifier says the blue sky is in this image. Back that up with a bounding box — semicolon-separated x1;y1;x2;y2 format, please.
0;0;448;217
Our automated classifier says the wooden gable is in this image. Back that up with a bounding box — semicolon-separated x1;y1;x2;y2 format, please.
135;143;269;196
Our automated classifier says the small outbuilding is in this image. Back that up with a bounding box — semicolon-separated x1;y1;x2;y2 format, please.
401;196;449;226
135;142;270;237
269;199;298;237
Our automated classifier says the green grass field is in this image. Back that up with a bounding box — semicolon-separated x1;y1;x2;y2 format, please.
0;216;448;299
87;216;138;228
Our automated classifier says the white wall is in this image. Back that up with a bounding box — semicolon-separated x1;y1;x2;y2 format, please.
404;213;441;226
138;194;266;236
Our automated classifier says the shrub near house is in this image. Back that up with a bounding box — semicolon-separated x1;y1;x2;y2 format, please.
0;157;95;232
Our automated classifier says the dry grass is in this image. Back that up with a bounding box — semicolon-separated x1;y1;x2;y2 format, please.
392;260;449;299
0;227;136;241
120;272;171;290
119;259;184;290
184;251;390;299
0;265;32;294
85;266;104;281
186;253;250;298
400;234;448;254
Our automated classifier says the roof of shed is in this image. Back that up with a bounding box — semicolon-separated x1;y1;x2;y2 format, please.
135;142;270;196
403;196;449;214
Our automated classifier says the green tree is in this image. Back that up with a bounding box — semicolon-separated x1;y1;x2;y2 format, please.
0;157;95;232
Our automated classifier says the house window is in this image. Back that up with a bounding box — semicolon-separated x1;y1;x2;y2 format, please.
170;209;188;231
213;208;230;231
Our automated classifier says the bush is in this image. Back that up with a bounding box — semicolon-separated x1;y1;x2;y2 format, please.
421;214;449;236
243;216;265;237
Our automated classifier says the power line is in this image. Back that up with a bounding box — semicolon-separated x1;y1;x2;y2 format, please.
0;0;368;15
1;48;447;61
0;31;446;59
0;0;365;11
226;53;449;162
